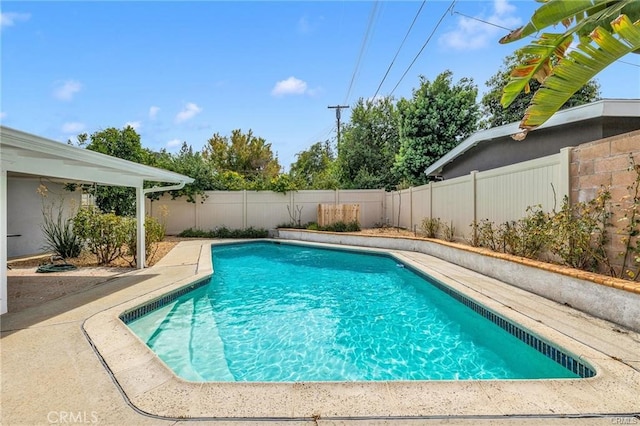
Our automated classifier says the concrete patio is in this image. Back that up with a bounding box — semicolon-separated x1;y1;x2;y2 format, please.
1;239;639;425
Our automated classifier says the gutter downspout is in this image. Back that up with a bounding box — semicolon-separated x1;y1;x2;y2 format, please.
136;181;188;269
143;181;187;196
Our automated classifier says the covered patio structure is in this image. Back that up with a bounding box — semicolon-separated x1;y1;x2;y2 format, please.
0;125;194;315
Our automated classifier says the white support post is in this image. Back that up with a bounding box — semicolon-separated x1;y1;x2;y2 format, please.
242;190;247;230
428;181;433;220
409;187;414;231
136;185;146;269
470;170;478;226
1;168;8;314
559;147;572;205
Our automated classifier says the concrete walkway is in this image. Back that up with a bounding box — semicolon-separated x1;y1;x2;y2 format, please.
2;239;639;425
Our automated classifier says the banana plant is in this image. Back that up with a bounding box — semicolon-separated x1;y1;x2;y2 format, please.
500;0;640;139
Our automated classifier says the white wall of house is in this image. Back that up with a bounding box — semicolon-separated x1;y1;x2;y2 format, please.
7;177;82;258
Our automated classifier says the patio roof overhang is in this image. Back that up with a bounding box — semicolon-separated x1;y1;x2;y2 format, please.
0;125;195;315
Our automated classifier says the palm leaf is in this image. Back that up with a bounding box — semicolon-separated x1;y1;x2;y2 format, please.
501;33;573;108
519;14;640;131
500;0;628;43
500;1;635;108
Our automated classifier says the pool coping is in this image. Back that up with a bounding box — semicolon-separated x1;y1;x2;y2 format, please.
82;239;640;420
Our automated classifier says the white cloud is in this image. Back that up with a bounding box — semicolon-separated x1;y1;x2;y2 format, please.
271;76;308;97
149;106;160;119
493;0;516;17
439;0;522;51
125;121;141;130
61;122;85;133
166;139;182;148
0;112;6;120
175;102;202;123
306;86;324;97
1;12;31;29
297;16;311;34
297;15;323;34
53;80;82;101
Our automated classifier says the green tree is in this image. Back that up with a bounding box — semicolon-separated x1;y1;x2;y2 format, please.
481;53;601;128
290;141;339;189
76;126;153;216
267;173;301;193
152;142;215;202
500;0;640;136
393;71;479;186
338;97;401;190
202;129;281;187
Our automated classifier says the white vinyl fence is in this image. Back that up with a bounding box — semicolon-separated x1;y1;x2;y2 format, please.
149;148;570;239
385;149;570;239
147;189;385;235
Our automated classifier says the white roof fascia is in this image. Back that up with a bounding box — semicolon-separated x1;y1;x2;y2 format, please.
424;99;640;177
0;126;194;187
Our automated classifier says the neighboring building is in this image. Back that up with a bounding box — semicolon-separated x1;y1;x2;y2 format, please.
425;99;640;180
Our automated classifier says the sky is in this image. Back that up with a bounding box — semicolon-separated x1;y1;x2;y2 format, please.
2;1;639;171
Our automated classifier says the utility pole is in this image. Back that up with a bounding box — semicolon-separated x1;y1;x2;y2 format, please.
327;105;350;146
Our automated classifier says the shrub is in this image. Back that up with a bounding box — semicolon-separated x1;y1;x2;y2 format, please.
421;217;441;238
40;198;82;259
507;205;550;258
547;192;611;272
618;155;640;280
178;228;209;238
124;216;166;266
177;226;268;239
475;219;500;251
345;221;361;232
442;221;456;242
309;221;360;232
467;190;616;274
238;226;269;238
72;206;129;265
467;221;481;247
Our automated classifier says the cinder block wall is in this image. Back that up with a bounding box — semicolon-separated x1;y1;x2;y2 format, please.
570;130;640;277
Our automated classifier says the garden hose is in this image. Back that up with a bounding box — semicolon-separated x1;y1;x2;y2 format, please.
36;263;78;273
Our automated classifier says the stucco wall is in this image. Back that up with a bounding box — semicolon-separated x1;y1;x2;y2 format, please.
7;177;81;258
570;130;640;277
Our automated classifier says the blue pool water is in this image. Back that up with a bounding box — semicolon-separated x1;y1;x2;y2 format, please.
127;242;583;382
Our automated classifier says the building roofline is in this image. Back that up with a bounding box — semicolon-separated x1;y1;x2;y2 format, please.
424;99;640;177
0;125;194;185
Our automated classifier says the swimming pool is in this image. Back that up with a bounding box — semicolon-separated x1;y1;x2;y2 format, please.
124;241;593;382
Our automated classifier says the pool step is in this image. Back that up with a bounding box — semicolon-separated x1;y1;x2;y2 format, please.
189;293;235;381
143;298;205;381
127;291;234;381
126;302;176;343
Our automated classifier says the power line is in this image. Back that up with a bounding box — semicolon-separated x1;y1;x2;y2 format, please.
452;8;640;69
306;124;335;147
344;1;381;105
451;10;514;32
389;0;456;96
372;0;426;100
